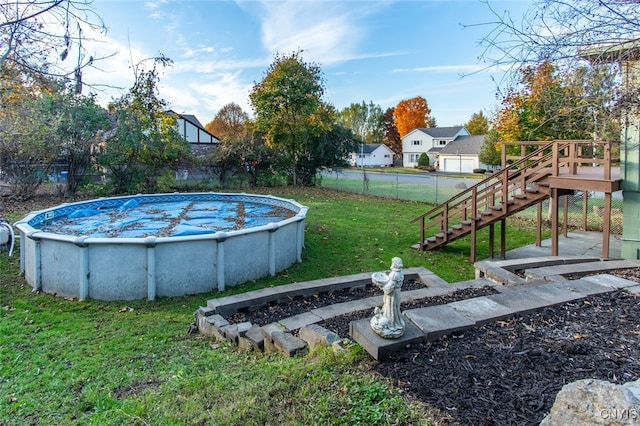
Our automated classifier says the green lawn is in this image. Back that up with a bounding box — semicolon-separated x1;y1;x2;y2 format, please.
0;187;545;425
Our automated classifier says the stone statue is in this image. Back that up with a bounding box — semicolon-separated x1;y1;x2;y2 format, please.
370;257;405;338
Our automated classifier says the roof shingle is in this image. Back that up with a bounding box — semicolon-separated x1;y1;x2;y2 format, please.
439;135;486;155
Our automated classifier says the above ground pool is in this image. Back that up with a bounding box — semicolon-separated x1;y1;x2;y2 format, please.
15;192;308;301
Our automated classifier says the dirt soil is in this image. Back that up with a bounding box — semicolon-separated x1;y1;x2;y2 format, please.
232;271;640;426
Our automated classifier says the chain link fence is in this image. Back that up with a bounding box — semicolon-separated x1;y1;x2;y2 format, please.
318;168;623;234
2;162;623;235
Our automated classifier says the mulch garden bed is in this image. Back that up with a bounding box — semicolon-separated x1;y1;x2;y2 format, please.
229;269;640;426
373;289;640;425
227;278;428;326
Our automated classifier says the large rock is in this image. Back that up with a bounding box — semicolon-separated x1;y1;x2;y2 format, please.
540;378;640;426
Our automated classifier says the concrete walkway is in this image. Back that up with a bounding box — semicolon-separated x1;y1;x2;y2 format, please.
502;230;622;260
351;273;640;360
199;232;640;360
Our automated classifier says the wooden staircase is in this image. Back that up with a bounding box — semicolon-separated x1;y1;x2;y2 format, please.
411;141;575;255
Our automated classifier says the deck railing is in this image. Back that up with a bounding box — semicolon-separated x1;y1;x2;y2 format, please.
411;140;618;254
502;139;618;181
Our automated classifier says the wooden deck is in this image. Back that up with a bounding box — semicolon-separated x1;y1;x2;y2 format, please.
548;166;621;193
506;141;622;259
412;140;623;261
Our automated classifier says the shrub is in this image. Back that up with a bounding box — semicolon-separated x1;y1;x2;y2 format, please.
417;153;429;167
157;170;178;192
473;168;487;174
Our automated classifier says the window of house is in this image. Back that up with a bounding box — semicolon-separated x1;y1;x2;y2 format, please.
412;140;421;145
439;140;447;145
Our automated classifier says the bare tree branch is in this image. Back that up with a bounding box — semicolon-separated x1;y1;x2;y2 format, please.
477;0;640;73
0;0;108;91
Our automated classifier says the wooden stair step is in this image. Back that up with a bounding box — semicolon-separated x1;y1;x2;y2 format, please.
411;139;584;253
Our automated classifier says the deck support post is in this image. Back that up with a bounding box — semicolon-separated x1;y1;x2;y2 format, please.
500;219;506;259
582;191;589;230
603;192;612;259
489;223;495;258
551;188;559;256
563;195;569;237
470;189;478;263
536;202;543;247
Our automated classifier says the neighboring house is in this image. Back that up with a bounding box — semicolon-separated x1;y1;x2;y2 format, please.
437;134;488;173
171;111;220;157
348;143;395;167
401;126;470;168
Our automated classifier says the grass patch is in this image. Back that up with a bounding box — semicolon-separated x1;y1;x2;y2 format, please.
0;187;545;425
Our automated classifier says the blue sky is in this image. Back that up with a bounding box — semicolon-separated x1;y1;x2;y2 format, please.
84;0;532;127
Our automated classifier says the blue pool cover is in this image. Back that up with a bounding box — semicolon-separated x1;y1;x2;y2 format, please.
37;200;294;238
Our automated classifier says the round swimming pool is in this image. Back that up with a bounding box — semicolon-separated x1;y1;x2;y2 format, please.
15;192;308;301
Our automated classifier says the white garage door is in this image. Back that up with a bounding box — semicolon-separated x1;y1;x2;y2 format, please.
443;158;475;173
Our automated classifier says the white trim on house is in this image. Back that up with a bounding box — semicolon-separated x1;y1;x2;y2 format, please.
172;112;219;145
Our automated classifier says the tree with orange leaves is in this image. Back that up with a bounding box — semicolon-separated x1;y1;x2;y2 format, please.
205;102;249;141
493;61;618;143
393;96;436;137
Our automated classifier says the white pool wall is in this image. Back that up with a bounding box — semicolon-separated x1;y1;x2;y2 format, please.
15;192;307;301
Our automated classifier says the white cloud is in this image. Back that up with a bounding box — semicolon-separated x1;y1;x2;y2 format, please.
144;0;169;19
160;84;201;112
244;0;390;66
172;56;268;74
80;27;168;105
79;14;255;121
179;45;222;60
193;71;255;119
392;64;488;73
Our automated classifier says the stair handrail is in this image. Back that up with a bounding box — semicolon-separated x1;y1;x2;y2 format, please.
410;140;558;225
411;140;575;249
411;139;616;253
